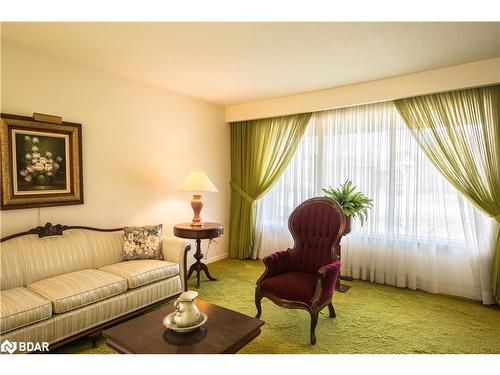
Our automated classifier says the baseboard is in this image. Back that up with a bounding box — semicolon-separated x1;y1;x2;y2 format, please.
205;252;229;264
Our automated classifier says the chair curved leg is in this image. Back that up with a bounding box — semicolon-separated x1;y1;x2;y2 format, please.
310;308;319;345
328;302;336;318
255;291;263;319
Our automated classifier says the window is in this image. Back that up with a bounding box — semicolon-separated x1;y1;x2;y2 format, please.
255;101;492;300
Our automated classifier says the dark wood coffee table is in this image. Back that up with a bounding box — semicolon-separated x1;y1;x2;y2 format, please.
102;299;264;354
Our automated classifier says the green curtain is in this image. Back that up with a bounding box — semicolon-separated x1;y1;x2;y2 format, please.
229;113;311;259
394;85;500;303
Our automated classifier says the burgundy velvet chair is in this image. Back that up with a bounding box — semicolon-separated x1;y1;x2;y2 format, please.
255;197;346;345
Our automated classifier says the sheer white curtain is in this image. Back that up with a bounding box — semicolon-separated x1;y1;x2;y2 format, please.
255;101;496;304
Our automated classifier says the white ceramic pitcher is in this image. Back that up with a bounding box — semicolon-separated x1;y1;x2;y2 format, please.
173;290;200;328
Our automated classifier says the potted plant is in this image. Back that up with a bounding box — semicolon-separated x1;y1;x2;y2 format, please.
322;179;373;234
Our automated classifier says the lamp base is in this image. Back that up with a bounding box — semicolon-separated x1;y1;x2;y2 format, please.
191;194;203;227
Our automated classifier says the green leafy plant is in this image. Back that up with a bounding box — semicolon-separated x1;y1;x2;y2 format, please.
322;179;373;226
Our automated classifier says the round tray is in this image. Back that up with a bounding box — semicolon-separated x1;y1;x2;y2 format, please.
162;312;208;334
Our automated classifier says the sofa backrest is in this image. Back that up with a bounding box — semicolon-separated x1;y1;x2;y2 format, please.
0;228;125;289
83;230;124;269
0;237;27;290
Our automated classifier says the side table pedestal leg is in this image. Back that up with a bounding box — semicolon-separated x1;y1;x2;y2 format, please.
187;239;217;288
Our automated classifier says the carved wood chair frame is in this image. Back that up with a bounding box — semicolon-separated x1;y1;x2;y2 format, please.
254;197;346;345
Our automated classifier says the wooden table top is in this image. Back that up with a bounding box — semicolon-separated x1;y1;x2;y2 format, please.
174;222;223;240
102;299;264;354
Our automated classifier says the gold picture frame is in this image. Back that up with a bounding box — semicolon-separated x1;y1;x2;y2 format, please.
0;113;84;210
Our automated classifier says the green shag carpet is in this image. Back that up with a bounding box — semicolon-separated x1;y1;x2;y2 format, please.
56;258;500;354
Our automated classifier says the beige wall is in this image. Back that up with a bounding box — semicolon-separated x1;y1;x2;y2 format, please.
0;41;231;262
226;57;500;122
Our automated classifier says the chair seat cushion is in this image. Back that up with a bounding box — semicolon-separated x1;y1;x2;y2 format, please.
0;287;52;334
99;260;179;289
260;272;317;305
28;269;127;314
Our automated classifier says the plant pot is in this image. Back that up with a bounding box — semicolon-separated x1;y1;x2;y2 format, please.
343;216;352;234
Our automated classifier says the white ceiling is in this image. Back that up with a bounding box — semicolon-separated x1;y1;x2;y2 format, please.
2;22;500;105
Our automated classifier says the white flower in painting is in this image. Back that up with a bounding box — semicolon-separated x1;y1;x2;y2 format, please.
39;157;48;164
45;151;52;158
145;235;160;250
34;162;45;171
25;153;32;160
56;156;62;162
25;175;32;182
32;137;39;144
32;152;40;159
53;163;60;170
32;145;39;152
45;164;53;172
47;159;54;164
24;135;31;141
46;171;53;176
26;165;34;173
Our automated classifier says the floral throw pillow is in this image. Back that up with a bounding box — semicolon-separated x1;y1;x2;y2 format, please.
122;224;163;260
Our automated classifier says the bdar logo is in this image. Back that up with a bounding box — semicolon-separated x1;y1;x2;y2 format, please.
1;339;17;354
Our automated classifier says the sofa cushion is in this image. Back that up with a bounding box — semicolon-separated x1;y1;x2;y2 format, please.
0;239;27;290
84;230;124;269
125;277;182;312
28;269;127;314
122;225;163;260
0;287;52;334
259;272;318;304
19;230;94;285
99;260;179;289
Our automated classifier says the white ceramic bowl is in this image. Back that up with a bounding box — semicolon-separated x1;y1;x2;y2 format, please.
162;312;208;334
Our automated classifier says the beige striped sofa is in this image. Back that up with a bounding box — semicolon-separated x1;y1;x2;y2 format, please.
0;225;190;353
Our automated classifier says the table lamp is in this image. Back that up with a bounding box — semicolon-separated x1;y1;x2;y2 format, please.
180;171;218;227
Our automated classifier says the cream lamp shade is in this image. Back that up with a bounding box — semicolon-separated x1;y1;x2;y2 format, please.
180;171;218;193
180;171;218;226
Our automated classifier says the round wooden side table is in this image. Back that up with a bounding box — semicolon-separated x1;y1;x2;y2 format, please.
173;222;223;288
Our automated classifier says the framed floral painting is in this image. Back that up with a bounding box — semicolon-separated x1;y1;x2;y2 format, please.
0;113;83;209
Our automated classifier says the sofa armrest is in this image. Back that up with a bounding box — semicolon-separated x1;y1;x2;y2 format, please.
312;261;341;305
256;250;291;287
317;261;341;281
263;250;292;277
161;236;191;291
